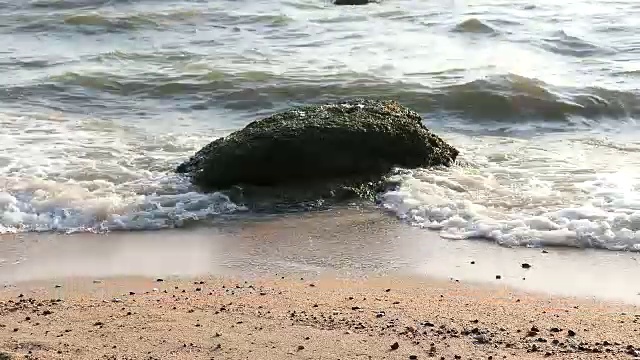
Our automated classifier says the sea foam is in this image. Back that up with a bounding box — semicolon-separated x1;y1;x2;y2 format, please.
379;132;640;252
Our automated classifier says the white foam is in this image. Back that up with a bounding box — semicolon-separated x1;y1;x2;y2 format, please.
0;110;244;234
380;132;640;251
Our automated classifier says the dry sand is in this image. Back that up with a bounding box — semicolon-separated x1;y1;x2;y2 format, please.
0;275;639;360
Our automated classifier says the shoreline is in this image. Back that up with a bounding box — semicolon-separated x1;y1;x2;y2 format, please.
1;274;639;359
0;208;639;358
1;208;639;305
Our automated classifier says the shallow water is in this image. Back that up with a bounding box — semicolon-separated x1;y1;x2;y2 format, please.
2;0;640;251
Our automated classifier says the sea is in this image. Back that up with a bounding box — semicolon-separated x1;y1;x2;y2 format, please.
2;0;640;252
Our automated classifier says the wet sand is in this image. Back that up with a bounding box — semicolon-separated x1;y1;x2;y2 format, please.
1;208;639;303
0;208;639;359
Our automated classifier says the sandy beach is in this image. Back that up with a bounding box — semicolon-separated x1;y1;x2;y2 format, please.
0;275;639;359
0;209;639;359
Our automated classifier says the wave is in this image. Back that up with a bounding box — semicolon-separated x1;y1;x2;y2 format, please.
539;30;614;57
5;9;212;34
3;71;639;124
380;159;640;252
0;174;244;234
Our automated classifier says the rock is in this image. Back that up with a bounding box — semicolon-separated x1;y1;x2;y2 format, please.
176;99;458;206
334;0;373;4
521;263;532;269
390;342;400;350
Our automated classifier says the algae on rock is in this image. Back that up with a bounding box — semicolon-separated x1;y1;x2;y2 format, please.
176;99;458;206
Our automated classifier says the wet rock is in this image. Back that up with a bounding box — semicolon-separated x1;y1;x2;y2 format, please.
176;99;458;206
334;0;373;4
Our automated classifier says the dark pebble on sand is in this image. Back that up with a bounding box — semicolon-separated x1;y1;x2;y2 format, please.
54;285;62;288
550;327;561;333
385;288;391;292
156;278;163;282
391;342;400;350
195;288;202;291
297;345;304;351
25;317;30;321
470;261;475;264
93;322;103;326
351;306;360;310
521;263;532;269
129;292;135;295
409;356;418;359
496;275;501;279
42;310;52;315
309;283;315;287
567;330;576;337
13;328;18;332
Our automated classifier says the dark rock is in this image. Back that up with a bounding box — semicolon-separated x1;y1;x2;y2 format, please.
391;342;400;350
495;275;502;280
334;0;373;4
521;263;532;269
176;99;458;206
567;330;576;337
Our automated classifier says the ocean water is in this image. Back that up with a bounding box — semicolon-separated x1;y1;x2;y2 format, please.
2;0;640;251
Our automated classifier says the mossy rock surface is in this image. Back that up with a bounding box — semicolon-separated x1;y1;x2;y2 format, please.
176;99;458;206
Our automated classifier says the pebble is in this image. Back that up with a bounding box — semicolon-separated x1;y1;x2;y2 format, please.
390;342;400;350
521;263;532;269
495;275;502;280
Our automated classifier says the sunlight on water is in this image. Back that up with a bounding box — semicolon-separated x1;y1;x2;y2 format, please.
1;0;640;252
